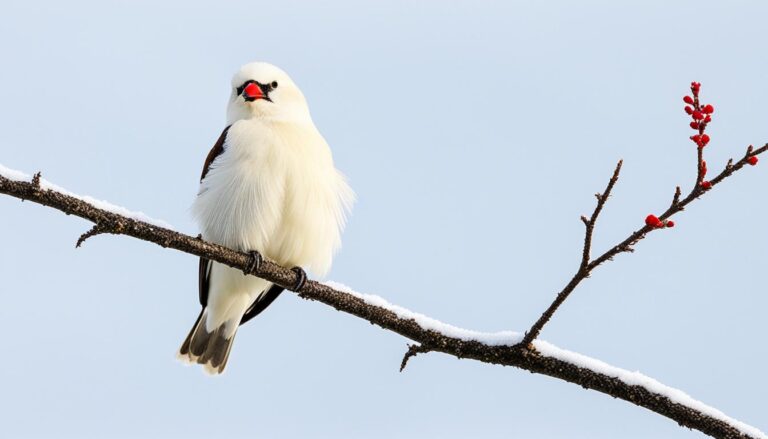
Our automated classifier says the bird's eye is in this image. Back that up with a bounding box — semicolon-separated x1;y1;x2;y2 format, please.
271;81;278;89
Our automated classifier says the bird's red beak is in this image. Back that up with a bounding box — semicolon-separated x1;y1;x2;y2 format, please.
243;82;264;101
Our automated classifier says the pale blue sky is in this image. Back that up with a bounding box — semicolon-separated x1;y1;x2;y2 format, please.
1;1;766;438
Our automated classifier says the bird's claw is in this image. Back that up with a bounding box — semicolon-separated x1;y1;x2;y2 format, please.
290;266;307;291
244;250;262;275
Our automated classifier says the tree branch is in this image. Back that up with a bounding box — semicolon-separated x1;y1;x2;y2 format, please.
1;167;764;438
520;143;768;347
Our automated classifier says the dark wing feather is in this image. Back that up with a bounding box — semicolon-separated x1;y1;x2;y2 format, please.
198;258;210;306
201;125;231;182
198;126;231;308
240;286;285;325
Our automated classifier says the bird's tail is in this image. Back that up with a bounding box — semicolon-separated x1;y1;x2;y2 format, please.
177;309;238;375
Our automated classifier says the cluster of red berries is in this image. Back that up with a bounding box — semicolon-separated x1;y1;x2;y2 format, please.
684;82;717;190
684;82;714;149
642;82;761;230
645;214;674;229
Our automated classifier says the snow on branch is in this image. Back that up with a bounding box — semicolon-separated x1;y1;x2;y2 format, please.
0;162;765;439
331;282;765;439
0;163;172;229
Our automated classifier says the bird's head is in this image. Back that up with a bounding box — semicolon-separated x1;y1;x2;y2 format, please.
227;62;310;123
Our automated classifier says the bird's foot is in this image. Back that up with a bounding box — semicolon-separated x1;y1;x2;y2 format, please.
290;266;307;291
244;250;262;275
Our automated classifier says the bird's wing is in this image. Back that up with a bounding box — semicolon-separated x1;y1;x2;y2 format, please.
200;125;231;181
240;286;284;325
198;126;230;307
196;125;284;325
198;257;211;306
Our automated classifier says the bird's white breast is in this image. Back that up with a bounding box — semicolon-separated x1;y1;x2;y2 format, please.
192;118;353;276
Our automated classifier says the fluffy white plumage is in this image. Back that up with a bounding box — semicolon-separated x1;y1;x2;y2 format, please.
180;62;353;373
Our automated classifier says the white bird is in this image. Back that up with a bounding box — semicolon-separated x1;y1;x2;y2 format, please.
177;62;354;374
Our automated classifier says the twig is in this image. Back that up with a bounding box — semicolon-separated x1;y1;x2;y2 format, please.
671;186;682;207
400;344;432;372
581;160;622;270
76;223;110;248
521;160;623;346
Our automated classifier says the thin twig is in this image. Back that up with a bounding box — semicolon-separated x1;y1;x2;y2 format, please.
581;160;622;270
400;344;432;372
521;160;623;346
76;223;110;248
671;186;682;207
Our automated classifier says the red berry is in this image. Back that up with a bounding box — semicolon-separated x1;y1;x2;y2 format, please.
665;220;675;228
689;121;699;129
692;110;704;120
700;181;712;190
702;104;714;114
691;82;701;92
645;214;663;228
747;156;759;166
704;114;712;123
683;96;694;104
700;134;710;146
691;134;701;145
685;106;693;114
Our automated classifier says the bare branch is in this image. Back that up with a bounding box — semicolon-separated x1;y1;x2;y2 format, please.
521;160;623;346
521;144;768;348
